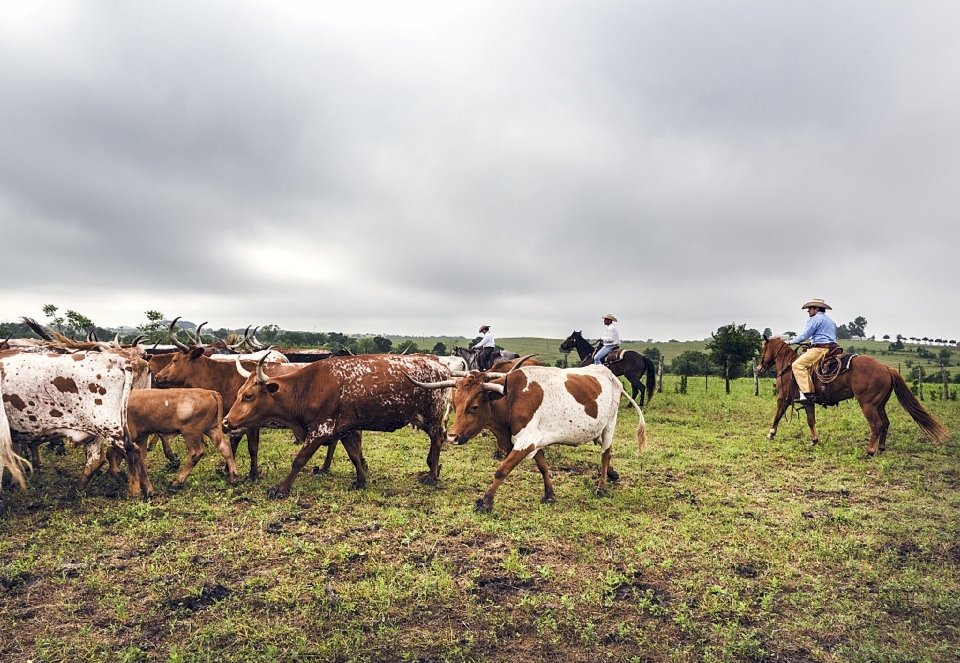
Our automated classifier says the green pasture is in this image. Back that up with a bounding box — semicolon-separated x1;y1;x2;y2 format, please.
2;376;959;662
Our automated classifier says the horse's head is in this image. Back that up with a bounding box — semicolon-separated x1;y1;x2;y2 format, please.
559;331;582;352
757;335;791;374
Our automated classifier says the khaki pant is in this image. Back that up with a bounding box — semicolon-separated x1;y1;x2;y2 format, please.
792;347;828;393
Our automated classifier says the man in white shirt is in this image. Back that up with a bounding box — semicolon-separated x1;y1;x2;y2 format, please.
472;325;496;371
594;314;620;365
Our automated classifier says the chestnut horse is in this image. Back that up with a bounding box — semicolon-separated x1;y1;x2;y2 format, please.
757;336;948;454
559;331;656;406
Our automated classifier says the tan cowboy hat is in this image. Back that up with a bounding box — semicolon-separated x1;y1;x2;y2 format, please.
801;298;832;310
478;325;490;333
602;314;618;322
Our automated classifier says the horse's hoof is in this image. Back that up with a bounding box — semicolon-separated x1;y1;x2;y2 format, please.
474;498;493;513
541;495;556;505
606;468;620;482
809;438;819;448
492;450;506;461
594;487;610;498
417;474;438;486
349;481;366;491
766;433;775;441
266;485;289;499
169;481;184;492
312;465;330;475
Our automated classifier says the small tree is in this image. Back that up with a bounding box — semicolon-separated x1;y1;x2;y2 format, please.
42;303;65;333
138;310;166;344
706;323;763;394
432;342;447;356
64;310;96;340
373;336;393;353
848;316;868;338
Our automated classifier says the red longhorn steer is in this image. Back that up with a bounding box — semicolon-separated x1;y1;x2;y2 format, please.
223;354;450;498
152;342;296;481
0;350;152;498
410;362;646;512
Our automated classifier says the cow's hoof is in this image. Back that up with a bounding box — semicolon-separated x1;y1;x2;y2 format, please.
63;488;78;502
606;467;620;482
474;499;493;513
809;438;819;448
166;459;181;470
492;450;506;461
349;481;366;491
312;465;330;475
246;472;261;484
541;495;556;505
169;481;184;492
417;474;438;486
766;433;775;441
266;485;289;499
594;487;609;498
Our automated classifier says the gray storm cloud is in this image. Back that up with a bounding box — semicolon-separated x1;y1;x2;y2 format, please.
1;1;958;341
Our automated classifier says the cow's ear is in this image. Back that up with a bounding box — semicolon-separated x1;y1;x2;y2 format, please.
487;391;507;402
266;382;280;394
189;347;205;360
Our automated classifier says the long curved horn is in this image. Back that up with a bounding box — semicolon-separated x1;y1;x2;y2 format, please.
483;371;508;379
130;334;144;347
404;373;458;390
450;370;471;378
482;381;506;395
194;322;208;345
168;317;191;352
401;342;413;355
228;325;252;351
339;343;355;356
509;354;537;372
256;354;270;384
235;356;252;379
249;328;266;351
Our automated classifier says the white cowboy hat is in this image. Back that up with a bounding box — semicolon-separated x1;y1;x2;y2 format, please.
478;325;490;333
801;298;832;310
602;314;617;322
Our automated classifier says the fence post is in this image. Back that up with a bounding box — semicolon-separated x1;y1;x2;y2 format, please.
657;356;664;393
942;363;949;400
725;357;731;394
754;361;759;396
919;366;924;401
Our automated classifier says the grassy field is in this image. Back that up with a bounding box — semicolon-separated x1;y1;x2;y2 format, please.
2;376;959;662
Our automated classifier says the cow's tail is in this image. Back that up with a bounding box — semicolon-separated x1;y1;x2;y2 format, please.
891;369;950;443
0;394;31;490
619;383;647;452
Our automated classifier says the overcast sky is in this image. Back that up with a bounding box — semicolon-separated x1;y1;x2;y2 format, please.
1;1;957;342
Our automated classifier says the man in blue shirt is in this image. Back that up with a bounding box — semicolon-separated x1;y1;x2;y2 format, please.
790;298;838;404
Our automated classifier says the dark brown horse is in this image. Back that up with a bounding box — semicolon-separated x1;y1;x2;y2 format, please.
757;336;949;454
559;331;656;405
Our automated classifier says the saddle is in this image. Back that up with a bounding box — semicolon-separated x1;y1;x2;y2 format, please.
580;346;622;367
816;347;856;380
811;348;857;406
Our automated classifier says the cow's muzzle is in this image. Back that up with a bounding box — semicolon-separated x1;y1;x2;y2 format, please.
446;433;467;446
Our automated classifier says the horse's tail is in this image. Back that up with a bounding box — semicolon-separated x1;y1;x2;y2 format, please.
618;382;647;452
644;355;656;404
891;369;950;443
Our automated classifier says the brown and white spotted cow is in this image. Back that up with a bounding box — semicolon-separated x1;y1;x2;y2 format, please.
223;353;450;498
0;350;152;498
409;361;647;512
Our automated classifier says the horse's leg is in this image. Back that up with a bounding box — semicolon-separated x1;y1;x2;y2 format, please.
860;401;889;456
767;398;791;440
804;405;819;447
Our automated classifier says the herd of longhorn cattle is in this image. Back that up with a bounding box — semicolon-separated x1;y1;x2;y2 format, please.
0;317;646;511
